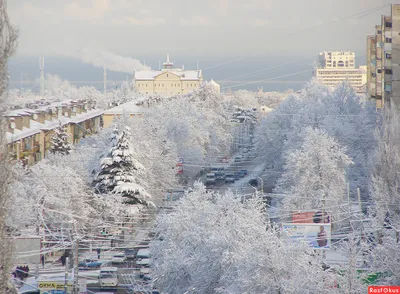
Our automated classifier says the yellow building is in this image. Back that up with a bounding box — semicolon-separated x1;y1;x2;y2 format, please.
5;100;103;165
103;101;144;128
134;55;203;96
314;51;367;93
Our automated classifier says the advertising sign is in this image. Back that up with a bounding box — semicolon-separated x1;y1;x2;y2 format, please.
38;281;72;293
282;223;331;249
292;211;330;224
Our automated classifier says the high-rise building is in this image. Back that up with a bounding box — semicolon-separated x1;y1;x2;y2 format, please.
133;54;204;96
366;4;400;108
314;51;367;93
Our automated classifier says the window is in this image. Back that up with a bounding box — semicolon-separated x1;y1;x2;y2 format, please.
386;53;392;59
385;22;392;28
386;37;392;43
371;72;376;77
167;74;169;77
333;61;336;67
377;69;382;74
385;68;393;74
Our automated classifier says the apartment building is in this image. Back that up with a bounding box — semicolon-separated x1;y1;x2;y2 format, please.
133;55;204;96
5;100;103;165
314;51;367;93
366;4;400;108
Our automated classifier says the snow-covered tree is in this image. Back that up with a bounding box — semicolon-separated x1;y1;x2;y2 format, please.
368;106;400;284
333;232;370;293
371;234;400;285
50;121;72;155
0;0;18;291
152;183;333;294
256;81;376;196
94;126;153;206
276;127;353;224
370;106;400;227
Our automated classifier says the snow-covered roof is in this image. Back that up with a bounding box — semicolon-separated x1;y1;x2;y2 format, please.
104;101;144;115
6;109;104;143
68;109;104;124
134;69;202;81
4;108;37;116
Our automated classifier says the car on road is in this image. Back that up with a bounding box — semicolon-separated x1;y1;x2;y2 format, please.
225;173;235;183
249;178;258;187
99;267;118;288
78;258;103;269
234;156;242;162
215;171;225;180
234;171;242;180
240;169;248;176
112;252;127;264
206;173;216;185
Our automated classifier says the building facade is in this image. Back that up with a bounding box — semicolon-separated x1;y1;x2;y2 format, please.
366;4;400;108
103;101;144;128
314;51;367;93
133;55;203;96
5;100;103;165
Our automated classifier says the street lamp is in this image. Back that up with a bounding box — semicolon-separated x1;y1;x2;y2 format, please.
257;177;264;194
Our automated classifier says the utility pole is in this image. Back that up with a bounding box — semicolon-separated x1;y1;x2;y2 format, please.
74;239;79;294
64;257;69;294
257;177;264;195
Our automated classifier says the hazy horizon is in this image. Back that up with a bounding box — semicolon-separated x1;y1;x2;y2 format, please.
8;52;367;93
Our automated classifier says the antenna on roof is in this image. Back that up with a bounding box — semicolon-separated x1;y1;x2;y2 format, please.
39;57;45;97
197;60;199;70
103;66;107;95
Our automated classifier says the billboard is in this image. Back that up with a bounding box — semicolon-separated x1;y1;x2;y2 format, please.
292;211;330;224
282;223;331;249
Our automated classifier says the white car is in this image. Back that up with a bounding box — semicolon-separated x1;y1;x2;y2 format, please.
111;252;127;264
99;267;118;288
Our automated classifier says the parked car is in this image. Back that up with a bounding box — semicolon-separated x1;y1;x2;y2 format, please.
206;173;216;185
225;173;235;183
78;258;103;269
99;267;118;288
248;178;258;187
234;156;242;162
234;171;241;180
112;252;127;264
215;171;225;180
240;169;248;176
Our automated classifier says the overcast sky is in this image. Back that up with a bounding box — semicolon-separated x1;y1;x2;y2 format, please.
9;0;392;60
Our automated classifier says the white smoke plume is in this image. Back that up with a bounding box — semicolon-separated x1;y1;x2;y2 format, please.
80;49;150;73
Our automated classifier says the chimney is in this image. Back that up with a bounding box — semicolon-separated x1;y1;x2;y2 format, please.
33;111;46;124
21;114;30;129
7;116;23;131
